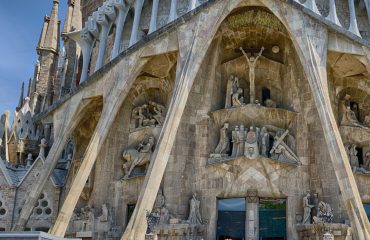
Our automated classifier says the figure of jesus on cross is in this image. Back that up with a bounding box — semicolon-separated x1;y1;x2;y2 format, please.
239;46;265;104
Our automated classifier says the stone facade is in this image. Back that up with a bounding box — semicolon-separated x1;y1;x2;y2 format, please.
1;0;370;239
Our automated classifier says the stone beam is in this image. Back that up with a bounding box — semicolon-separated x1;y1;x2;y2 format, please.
50;51;149;237
12;95;92;230
305;35;370;240
121;1;232;239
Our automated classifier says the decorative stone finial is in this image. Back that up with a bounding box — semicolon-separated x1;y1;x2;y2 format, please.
38;138;47;158
26;153;33;167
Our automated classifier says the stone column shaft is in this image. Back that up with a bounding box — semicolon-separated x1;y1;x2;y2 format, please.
111;6;129;59
348;0;361;36
304;0;320;15
149;0;160;34
168;0;178;23
129;0;145;46
95;24;109;71
326;0;341;26
50;53;148;237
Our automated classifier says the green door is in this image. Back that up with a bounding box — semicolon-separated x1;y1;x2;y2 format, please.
259;198;287;240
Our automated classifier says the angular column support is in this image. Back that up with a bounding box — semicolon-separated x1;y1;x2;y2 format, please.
129;0;145;46
305;36;370;239
348;0;361;37
111;0;129;60
12;97;91;231
149;0;160;34
66;27;94;83
168;0;178;23
95;8;110;71
326;0;341;26
50;52;149;237
121;3;229;238
304;0;320;15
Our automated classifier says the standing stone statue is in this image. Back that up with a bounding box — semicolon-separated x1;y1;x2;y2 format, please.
302;192;314;224
133;106;145;128
231;126;239;157
236;125;246;157
348;144;359;169
363;152;370;170
259;127;269;157
187;193;203;225
211;123;230;157
98;204;109;222
311;193;319;221
245;126;259;159
240;46;265;103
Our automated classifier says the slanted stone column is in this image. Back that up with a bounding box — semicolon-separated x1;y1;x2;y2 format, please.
111;0;129;59
168;0;178;23
13;97;88;231
149;0;160;34
121;2;230;238
129;0;144;46
348;0;361;37
326;0;341;26
50;52;149;237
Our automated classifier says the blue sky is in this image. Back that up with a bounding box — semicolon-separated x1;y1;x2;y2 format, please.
0;1;67;117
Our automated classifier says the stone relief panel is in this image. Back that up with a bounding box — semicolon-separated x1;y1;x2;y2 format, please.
209;122;300;166
131;101;166;129
122;135;155;179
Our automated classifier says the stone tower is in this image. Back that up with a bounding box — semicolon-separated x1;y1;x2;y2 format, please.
30;0;60;114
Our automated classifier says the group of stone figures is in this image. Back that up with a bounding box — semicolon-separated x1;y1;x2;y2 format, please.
122;136;155;179
147;190;203;234
132;101;166;128
224;46;277;108
302;192;334;225
70;204;110;233
339;94;370;129
345;143;370;174
210;123;300;165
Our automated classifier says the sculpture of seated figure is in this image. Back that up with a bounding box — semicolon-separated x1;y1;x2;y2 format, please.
341;106;369;129
270;130;300;164
210;123;230;158
232;88;245;107
149;101;165;126
122;136;155;178
313;201;333;224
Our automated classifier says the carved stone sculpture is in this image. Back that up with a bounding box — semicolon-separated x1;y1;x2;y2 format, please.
240;46;264;103
270;130;300;164
231;88;245;107
231;126;239;157
313;201;334;224
236;125;246;157
363;152;370;170
225;75;235;108
132;102;166;128
187;193;203;225
245;126;259;159
348;144;359;169
302;192;314;224
311;193;319;221
264;99;277;108
122;136;155;178
210;123;230;158
363;115;370;127
341;106;369;129
98;204;109;222
259;127;269;157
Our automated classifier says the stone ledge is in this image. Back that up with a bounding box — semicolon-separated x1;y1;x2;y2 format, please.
209;104;297;129
207;154;300;167
339;125;370;145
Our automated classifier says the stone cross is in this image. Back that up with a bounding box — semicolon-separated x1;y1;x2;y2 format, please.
239;47;264;103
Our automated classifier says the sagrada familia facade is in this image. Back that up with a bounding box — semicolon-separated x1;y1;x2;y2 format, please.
1;0;370;239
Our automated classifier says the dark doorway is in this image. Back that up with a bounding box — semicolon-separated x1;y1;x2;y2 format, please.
259;198;287;240
127;204;136;225
216;198;246;240
262;87;271;105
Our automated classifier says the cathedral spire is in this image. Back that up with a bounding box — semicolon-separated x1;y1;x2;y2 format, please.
16;82;25;112
38;0;60;52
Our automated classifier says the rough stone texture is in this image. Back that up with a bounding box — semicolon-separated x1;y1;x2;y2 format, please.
2;0;370;239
